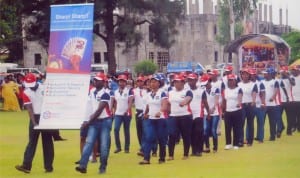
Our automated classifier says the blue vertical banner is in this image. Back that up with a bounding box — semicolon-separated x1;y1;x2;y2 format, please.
37;4;94;129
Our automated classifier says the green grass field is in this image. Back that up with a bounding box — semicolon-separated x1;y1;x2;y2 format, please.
0;111;300;178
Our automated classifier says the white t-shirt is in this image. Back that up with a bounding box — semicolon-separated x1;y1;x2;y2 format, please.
224;87;243;112
189;87;206;119
291;75;300;102
89;88;111;119
111;87;134;116
238;81;257;103
255;80;266;108
168;89;193;117
261;79;280;106
279;78;292;103
133;87;147;111
204;87;220;116
22;84;44;114
145;90;168;119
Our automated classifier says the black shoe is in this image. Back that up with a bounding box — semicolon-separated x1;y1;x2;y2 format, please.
74;160;80;164
139;160;150;165
277;132;282;138
194;152;202;157
99;168;106;174
269;138;275;141
54;137;67;141
15;165;30;174
114;149;122;153
45;168;53;173
137;151;144;157
75;166;87;174
124;150;130;153
158;159;165;164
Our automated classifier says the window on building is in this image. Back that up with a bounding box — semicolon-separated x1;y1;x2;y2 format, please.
104;52;108;62
214;24;217;35
149;52;154;62
94;52;101;63
34;53;41;65
214;51;218;62
149;25;154;43
157;52;169;71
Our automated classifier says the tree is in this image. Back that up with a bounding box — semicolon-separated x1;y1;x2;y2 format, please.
0;0;23;63
217;0;257;45
20;0;185;75
282;31;300;64
134;60;157;76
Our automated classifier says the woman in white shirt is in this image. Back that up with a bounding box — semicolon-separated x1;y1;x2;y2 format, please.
139;74;169;165
222;74;243;150
168;74;193;160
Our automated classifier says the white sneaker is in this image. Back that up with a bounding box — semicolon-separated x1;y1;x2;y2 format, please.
233;146;239;150
224;145;232;150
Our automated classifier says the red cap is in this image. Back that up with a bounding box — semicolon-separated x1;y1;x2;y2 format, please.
136;76;144;81
225;65;233;71
24;73;37;88
179;72;187;78
200;74;210;85
227;74;237;80
248;68;257;75
187;73;197;79
117;74;128;81
280;66;289;73
208;69;219;76
94;72;106;81
173;74;185;81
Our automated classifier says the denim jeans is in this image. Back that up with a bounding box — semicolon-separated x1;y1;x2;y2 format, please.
254;107;266;141
143;119;167;161
80;118;112;171
166;117;177;157
265;106;280;140
204;115;220;150
241;104;255;145
22;115;54;171
114;115;131;151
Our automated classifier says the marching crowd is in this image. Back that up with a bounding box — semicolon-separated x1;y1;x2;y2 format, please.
13;64;300;174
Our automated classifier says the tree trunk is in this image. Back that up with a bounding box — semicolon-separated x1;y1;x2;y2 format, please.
229;0;235;41
104;3;117;76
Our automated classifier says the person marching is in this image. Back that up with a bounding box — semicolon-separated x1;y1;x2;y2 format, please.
222;74;243;150
133;76;147;155
261;67;280;141
289;66;300;132
278;66;294;136
111;74;134;153
15;73;54;173
168;74;193;160
238;68;258;146
187;73;209;156
75;73;112;174
249;68;266;143
202;74;221;153
139;74;169;165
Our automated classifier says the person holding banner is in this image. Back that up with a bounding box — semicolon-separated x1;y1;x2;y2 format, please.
15;73;54;173
111;74;134;154
75;72;112;174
